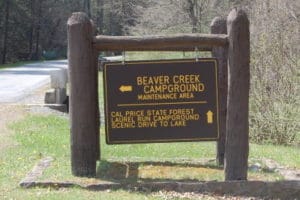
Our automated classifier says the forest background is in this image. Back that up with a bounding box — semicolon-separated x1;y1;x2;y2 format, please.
0;0;299;146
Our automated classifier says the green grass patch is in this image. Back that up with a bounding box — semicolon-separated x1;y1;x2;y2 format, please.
250;143;300;168
2;113;299;199
0;61;40;70
0;115;161;199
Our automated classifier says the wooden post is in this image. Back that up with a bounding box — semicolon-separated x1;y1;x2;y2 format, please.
210;17;228;167
90;20;101;162
67;12;99;177
225;8;250;180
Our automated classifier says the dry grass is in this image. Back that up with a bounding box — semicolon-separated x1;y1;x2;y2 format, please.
0;106;26;151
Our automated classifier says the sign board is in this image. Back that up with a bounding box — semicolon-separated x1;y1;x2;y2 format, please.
103;59;219;144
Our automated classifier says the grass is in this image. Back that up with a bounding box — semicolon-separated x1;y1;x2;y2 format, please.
0;114;161;199
1;113;298;199
0;60;40;70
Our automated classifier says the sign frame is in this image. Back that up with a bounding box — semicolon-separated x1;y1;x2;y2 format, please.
103;59;219;144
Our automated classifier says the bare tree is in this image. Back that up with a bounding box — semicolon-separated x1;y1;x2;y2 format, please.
183;0;209;33
28;0;35;60
84;0;92;18
1;0;10;64
95;0;104;34
33;0;43;60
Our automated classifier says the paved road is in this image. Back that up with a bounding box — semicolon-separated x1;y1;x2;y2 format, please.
0;60;68;103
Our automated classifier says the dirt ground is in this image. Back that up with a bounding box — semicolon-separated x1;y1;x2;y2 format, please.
0;84;51;151
0;105;26;151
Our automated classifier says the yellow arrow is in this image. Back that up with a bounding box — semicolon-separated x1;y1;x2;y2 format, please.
119;85;133;92
206;110;213;124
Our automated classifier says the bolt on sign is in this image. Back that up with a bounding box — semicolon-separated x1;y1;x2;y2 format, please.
103;59;219;144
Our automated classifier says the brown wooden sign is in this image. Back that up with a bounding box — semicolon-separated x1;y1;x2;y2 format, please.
103;59;219;144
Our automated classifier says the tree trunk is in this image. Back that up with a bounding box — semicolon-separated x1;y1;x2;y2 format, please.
28;0;35;60
68;12;99;177
1;0;10;64
34;0;42;60
84;0;91;18
225;8;250;181
96;0;104;34
210;17;228;167
187;0;197;33
46;19;61;48
109;1;114;35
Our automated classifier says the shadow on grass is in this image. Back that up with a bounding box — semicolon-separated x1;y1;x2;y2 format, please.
97;160;223;183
